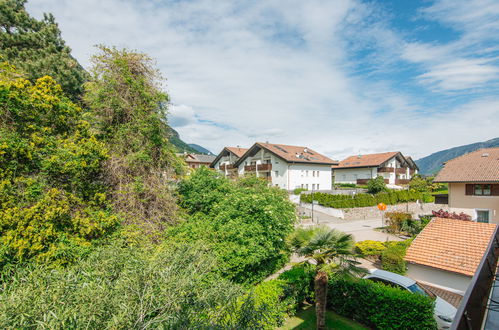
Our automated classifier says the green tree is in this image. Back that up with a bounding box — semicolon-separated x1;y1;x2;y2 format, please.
84;46;185;239
367;175;387;193
0;0;88;100
287;226;366;330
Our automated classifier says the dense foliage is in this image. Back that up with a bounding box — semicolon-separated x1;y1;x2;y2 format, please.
355;239;412;274
84;46;185;239
328;278;436;329
0;243;283;328
0;62;118;267
173;168;296;284
301;189;433;208
0;0;88;100
366;176;387;193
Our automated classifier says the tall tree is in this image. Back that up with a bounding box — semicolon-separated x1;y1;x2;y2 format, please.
287;226;366;330
0;0;87;100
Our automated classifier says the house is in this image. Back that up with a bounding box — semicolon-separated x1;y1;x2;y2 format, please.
434;148;499;223
210;147;248;177
178;153;216;169
234;142;337;190
332;151;418;185
405;217;497;295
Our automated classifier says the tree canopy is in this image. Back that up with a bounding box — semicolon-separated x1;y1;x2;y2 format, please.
0;0;88;100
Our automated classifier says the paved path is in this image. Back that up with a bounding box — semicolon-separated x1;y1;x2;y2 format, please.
297;206;402;242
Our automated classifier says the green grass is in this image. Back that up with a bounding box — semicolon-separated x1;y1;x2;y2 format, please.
279;306;368;330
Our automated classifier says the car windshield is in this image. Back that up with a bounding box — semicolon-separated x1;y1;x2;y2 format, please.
408;283;434;297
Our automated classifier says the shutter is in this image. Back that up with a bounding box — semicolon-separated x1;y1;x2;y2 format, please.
491;184;499;196
465;184;474;195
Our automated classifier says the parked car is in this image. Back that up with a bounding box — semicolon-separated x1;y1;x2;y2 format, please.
364;269;457;329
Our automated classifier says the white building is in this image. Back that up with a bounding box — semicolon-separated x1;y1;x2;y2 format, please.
332;152;418;185
210;147;248;178
232;142;337;191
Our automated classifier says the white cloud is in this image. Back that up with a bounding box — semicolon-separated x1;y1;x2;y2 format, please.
25;0;499;160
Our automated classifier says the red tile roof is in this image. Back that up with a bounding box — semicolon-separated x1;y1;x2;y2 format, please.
225;147;248;158
246;142;337;165
405;218;497;276
434;148;499;183
333;152;400;169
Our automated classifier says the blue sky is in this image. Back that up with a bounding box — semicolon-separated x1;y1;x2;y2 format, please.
26;0;499;159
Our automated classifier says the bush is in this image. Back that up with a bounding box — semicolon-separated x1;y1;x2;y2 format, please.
381;243;407;275
0;243;275;329
335;183;356;188
278;265;315;311
432;209;471;221
301;190;430;209
355;240;386;257
293;187;307;195
385;211;412;234
367;176;387;194
328;278;436;329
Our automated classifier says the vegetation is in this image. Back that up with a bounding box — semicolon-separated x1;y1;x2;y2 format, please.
280;306;368;330
0;0;88;100
301;190;433;208
328;278;437;329
293;187;308;195
355;240;386;257
287;226;366;330
335;183;357;188
173;168;296;284
432;209;472;221
366;176;387;193
355;239;413;274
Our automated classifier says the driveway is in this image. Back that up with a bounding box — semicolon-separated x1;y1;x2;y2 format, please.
297;206;402;242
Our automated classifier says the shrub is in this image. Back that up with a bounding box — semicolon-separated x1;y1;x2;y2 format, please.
355;240;386;257
293;187;307;195
278;265;315;311
381;243;407;275
336;183;356;188
385;211;412;234
367;176;387;194
432;209;471;221
327;278;436;329
301;190;429;209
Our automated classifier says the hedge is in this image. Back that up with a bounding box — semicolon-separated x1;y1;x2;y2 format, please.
301;190;433;209
328;278;437;329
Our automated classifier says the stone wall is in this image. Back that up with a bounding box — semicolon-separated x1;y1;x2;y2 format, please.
341;202;450;220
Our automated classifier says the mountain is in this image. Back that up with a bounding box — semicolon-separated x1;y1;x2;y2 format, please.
169;127;199;153
415;137;499;175
188;144;213;155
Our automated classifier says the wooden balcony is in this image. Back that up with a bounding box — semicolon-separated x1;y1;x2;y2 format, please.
378;167;409;174
220;164;235;171
244;163;272;172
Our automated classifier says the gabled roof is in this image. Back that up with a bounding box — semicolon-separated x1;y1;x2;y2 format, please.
210;146;248;167
235;142;337;166
405;156;419;171
434;148;499;183
333;152;400;169
178;153;216;163
405;218;497;276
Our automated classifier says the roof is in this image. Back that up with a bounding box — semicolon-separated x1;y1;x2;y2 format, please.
434;148;499;183
210;146;249;167
236;142;337;166
405;218;497;276
333;152;400;169
179;153;216;163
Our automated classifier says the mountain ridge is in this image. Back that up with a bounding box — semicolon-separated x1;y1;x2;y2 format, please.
415;137;499;175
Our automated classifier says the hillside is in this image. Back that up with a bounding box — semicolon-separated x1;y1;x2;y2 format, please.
188;144;213;155
415;137;499;175
169;127;201;153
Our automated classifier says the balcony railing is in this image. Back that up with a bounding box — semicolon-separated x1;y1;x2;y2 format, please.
220;164;235;171
244;163;272;172
378;167;409;174
451;225;499;329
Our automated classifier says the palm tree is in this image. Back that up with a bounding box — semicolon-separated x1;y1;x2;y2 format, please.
287;226;366;330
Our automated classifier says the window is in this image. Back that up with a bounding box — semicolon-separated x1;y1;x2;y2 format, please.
316;171;319;177
306;184;309;189
274;171;279;176
474;184;491;195
477;210;490;223
312;184;316;190
306;170;309;177
312;171;315;177
317;184;320;190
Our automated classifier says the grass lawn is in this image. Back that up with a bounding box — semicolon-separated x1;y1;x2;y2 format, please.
279;306;368;330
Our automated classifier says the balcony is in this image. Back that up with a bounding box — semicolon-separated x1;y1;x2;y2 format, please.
378;167;409;174
244;163;272;172
220;164;235;171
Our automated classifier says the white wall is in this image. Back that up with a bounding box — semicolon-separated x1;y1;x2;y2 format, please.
407;263;471;295
288;163;332;191
333;167;377;184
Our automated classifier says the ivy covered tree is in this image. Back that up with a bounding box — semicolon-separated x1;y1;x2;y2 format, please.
0;0;87;100
84;46;185;239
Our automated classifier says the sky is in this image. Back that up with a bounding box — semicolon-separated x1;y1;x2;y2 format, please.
26;0;499;160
